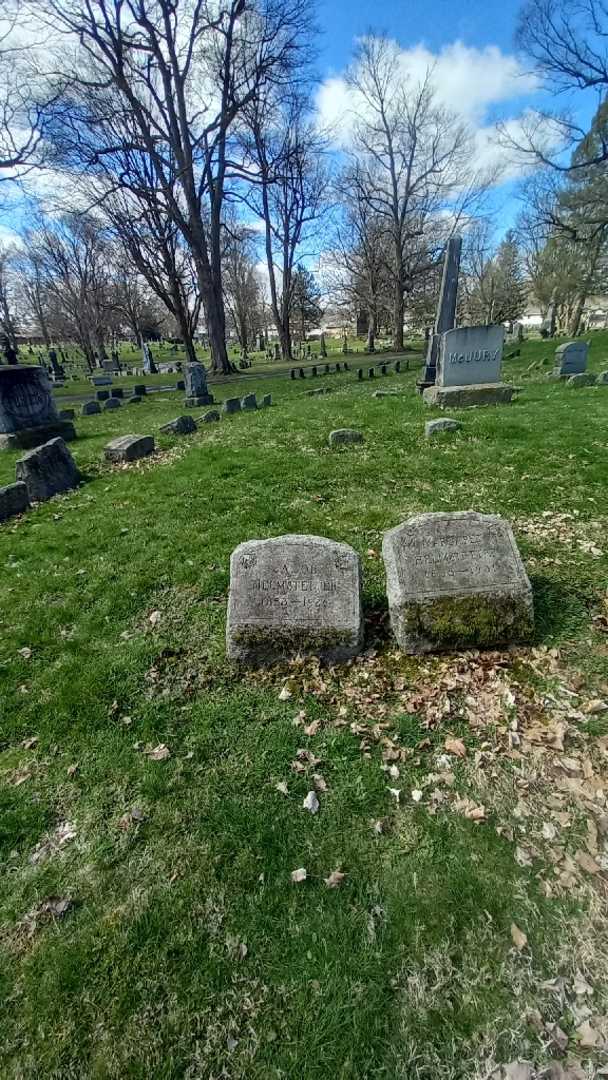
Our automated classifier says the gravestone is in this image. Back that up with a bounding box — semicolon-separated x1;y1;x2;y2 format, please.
226;534;364;665
103;397;121;410
0;366;75;450
15;438;81;502
96;390;110;401
59;409;75;421
128;395;143;405
81;401;101;416
567;372;596;387
261;394;272;407
329;429;364;447
357;368;363;380
176;379;185;391
0;481;30;523
307;387;331;396
423;325;513;408
224;398;241;414
555;341;589;377
104;434;155;463
425;418;461;437
160;415;197;435
111;388;124;399
91;375;113;387
184;362;213;407
199;409;220;423
382;510;533;654
133;385;146;396
241;393;257;410
419;235;462;391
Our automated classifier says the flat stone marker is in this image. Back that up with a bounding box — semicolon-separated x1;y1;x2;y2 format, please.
226;534;363;665
329;429;364;447
0;481;30;523
567;372;596;387
91;375;113;386
81;401;101;416
382;511;533;655
104;434;155;463
241;393;257;410
373;390;399;398
16;438;81;503
555;341;588;377
224;398;241;414
425;418;461;437
199;410;220;423
306;387;331;396
424;325;513;409
0;366;75;450
160;415;197;435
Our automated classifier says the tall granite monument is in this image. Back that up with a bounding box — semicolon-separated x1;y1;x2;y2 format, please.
0;366;76;450
418;236;462;392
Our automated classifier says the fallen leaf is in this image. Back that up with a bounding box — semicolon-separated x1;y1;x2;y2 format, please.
275;781;289;795
304;719;319;737
324;869;345;888
17;647;32;659
145;743;171;761
291;867;307;883
411;789;423;802
575;1019;599;1047
503;1064;533;1080
148;610;161;626
511;923;528;951
278;685;292;701
575;849;600;875
303;790;319;814
444;737;467;758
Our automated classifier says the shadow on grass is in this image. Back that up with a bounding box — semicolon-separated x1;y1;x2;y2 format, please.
531;573;591;642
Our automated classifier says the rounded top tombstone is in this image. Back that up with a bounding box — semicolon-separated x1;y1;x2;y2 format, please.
0;365;60;435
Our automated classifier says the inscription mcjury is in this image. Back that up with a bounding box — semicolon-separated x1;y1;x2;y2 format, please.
437;325;504;387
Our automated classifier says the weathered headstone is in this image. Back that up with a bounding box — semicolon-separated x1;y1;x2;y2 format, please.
91;375;113;387
111;388;124;399
261;394;272;407
0;366;75;450
199;409;220;423
15;438;81;502
133;384;146;397
184;362;213;407
598;370;608;384
425;418;461;437
555;341;589;377
96;390;110;401
567;372;596;387
128;395;143;405
104;397;121;410
223;398;241;414
241;393;257;410
81;401;101;416
160;415;197;435
0;481;30;523
382;511;533;654
226;534;364;664
176;379;186;391
423;325;513;408
104;434;155;463
329;429;364;447
59;409;75;421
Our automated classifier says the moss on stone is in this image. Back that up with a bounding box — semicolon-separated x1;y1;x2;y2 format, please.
398;591;533;653
230;624;358;663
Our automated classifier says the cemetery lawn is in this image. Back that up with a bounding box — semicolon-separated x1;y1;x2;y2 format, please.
2;338;608;1078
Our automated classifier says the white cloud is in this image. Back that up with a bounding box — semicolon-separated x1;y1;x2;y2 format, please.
316;38;544;184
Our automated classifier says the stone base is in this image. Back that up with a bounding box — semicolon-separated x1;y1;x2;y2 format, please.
184;394;213;408
0;421;76;451
422;383;513;409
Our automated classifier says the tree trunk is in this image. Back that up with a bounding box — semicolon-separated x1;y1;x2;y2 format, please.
393;279;404;351
367;311;376;353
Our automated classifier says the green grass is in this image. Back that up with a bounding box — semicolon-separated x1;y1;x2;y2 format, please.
1;335;608;1077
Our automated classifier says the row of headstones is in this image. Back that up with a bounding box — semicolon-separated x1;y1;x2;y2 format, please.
75;389;272;422
0;392;274;524
226;512;534;664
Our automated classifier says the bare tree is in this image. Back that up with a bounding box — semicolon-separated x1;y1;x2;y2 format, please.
0;244;19;352
0;2;50;183
345;37;480;352
243;93;328;360
223;222;264;352
34;0;312;372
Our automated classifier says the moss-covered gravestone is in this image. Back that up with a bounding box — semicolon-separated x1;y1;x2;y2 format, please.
226;534;363;665
382;511;533;654
0;366;75;450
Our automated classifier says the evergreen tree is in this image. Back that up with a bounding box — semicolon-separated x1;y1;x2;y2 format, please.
290;267;323;341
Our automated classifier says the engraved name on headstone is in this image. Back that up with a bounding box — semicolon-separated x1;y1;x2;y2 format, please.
437;325;504;387
226;534;363;665
382;511;533;654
